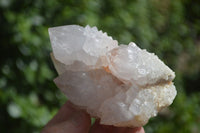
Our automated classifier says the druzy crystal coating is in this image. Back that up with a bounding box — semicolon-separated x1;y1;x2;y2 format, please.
49;25;177;127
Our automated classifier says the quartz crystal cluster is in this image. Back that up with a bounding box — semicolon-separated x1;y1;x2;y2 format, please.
49;25;177;127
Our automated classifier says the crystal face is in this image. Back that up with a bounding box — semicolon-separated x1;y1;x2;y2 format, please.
49;25;177;127
49;25;118;66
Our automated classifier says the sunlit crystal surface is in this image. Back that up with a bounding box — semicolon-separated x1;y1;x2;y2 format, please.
49;25;177;127
49;25;118;66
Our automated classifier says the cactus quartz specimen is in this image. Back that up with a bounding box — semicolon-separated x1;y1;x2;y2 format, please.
49;25;177;127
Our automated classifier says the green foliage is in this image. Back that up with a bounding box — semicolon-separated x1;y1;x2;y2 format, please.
0;0;200;132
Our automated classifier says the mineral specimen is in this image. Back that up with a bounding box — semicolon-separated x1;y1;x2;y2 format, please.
49;25;177;127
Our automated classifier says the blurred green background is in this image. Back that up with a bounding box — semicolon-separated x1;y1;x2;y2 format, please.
0;0;200;132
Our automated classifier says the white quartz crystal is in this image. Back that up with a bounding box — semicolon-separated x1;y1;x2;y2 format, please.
49;25;177;127
105;42;175;86
49;25;118;66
